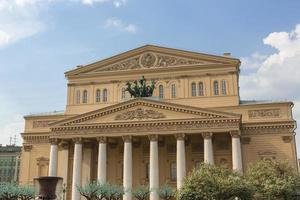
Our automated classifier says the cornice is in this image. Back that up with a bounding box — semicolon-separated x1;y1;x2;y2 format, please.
50;98;241;127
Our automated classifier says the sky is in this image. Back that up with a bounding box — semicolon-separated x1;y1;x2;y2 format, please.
0;0;300;154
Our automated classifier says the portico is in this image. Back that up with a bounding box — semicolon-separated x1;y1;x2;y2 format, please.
48;98;242;200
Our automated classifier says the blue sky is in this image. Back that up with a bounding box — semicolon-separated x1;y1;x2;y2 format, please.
0;0;300;154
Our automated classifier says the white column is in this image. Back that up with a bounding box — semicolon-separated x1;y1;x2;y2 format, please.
97;137;107;184
231;131;243;173
149;135;159;200
123;136;132;200
71;138;82;200
60;142;69;186
176;134;186;190
202;132;214;164
49;139;58;176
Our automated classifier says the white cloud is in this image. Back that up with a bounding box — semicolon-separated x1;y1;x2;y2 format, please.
104;18;137;33
240;24;300;155
0;0;50;48
240;24;300;100
81;0;126;7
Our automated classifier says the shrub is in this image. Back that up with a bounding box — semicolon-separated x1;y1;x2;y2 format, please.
132;185;149;200
178;163;254;200
158;184;175;200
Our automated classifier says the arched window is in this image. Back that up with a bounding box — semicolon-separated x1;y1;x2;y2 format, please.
171;84;176;98
191;82;196;96
121;87;126;100
221;80;227;95
96;89;101;102
103;89;108;102
159;85;164;99
75;90;80;104
213;81;219;95
198;82;204;96
82;90;88;103
170;161;177;181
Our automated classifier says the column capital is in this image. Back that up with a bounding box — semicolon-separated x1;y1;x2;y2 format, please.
230;130;241;138
201;132;213;139
23;144;32;152
122;135;132;143
97;136;107;143
148;134;158;141
72;137;82;144
49;138;59;145
175;133;185;140
59;141;69;150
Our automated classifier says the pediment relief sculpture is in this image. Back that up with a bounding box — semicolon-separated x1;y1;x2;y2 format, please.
115;108;166;120
93;52;211;72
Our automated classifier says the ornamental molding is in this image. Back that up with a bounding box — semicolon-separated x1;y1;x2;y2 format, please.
93;52;209;73
33;120;55;128
22;135;50;143
201;132;213;139
241;121;295;135
248;109;281;119
230;130;241;138
175;133;185;140
115;108;166;120
97;136;107;143
148;134;158;141
23;144;33;152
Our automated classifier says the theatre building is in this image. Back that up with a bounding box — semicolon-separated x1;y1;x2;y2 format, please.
19;45;297;200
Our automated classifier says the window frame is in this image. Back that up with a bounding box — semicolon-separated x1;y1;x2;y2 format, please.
159;85;164;99
213;80;219;95
171;84;176;98
82;90;88;104
198;82;204;96
75;90;80;104
191;82;197;97
103;89;108;102
96;89;101;102
170;161;177;181
221;80;227;95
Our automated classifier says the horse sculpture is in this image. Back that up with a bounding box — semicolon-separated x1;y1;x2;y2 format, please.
125;76;156;98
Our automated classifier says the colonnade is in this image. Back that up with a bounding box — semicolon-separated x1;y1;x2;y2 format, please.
48;131;243;200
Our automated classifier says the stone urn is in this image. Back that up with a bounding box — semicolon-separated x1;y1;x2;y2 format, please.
34;176;63;200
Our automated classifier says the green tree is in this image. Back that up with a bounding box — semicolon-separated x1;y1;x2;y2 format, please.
132;185;150;200
0;183;19;200
18;186;35;200
77;181;99;200
178;163;254;200
102;183;124;200
158;184;175;200
246;159;300;200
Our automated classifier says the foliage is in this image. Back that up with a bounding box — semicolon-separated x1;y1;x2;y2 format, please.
18;186;35;200
246;159;300;200
178;163;254;200
102;183;124;200
78;182;124;200
77;181;99;200
132;185;149;200
158;184;175;200
0;183;34;200
126;76;156;98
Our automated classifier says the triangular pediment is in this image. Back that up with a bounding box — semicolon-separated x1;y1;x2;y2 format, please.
50;98;241;127
65;45;240;77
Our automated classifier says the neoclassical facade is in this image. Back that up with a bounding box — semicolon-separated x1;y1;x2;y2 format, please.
19;45;297;200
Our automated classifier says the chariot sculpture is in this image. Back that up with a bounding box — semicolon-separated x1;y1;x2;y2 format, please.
125;76;156;98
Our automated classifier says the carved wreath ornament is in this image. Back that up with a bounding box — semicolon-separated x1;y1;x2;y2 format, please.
115;108;166;120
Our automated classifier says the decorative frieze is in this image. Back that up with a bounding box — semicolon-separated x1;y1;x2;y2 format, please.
33;120;55;128
115;108;166;120
248;109;281;119
22;135;49;143
95;52;206;72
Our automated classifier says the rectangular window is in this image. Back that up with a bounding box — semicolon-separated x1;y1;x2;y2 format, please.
170;161;177;181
